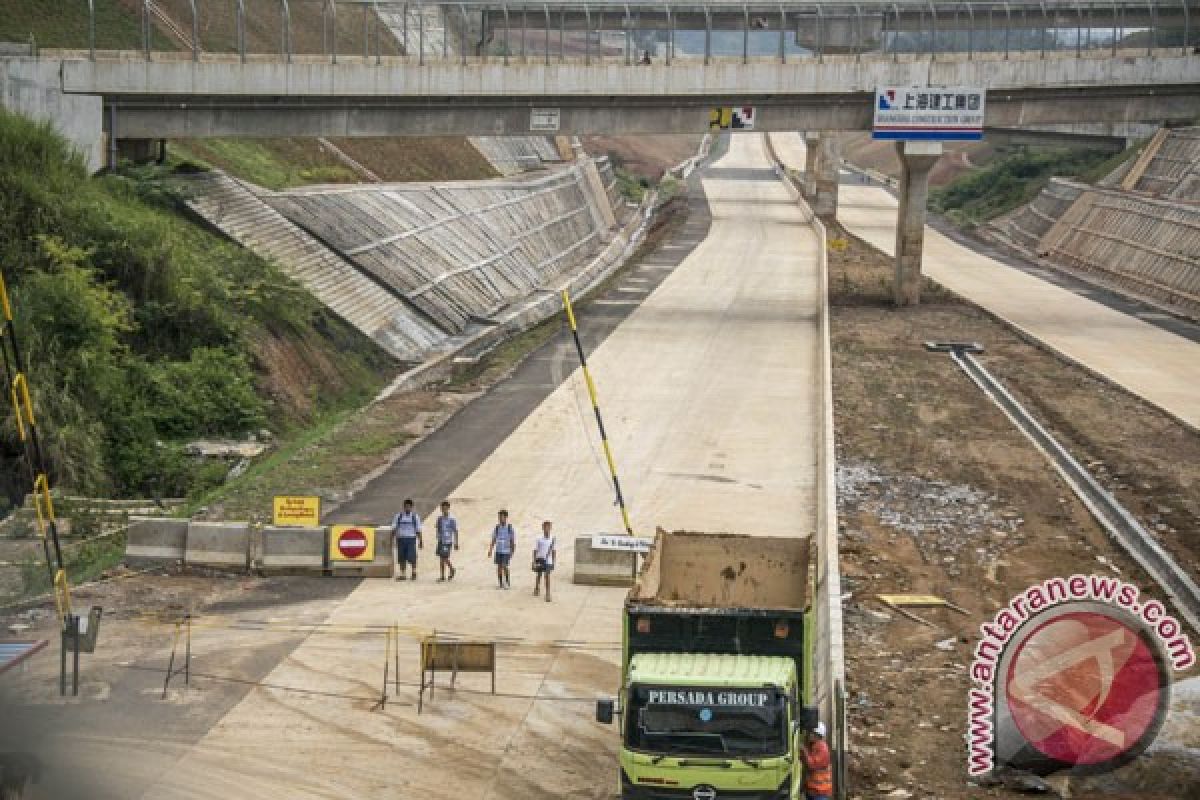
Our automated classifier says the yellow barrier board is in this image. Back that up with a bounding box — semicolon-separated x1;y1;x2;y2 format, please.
329;525;375;562
273;495;320;528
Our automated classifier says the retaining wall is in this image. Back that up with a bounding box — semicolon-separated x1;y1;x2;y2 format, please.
1040;187;1200;319
1129;126;1200;202
986;178;1088;257
261;162;617;336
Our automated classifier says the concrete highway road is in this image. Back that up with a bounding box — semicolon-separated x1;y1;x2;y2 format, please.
131;132;824;799
770;132;1200;432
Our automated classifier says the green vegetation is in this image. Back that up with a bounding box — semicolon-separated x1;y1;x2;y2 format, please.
0;109;393;511
615;168;651;203
0;0;171;51
930;146;1119;227
171;139;359;191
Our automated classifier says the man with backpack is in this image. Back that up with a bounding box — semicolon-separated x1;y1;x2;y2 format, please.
532;521;557;602
392;498;422;581
435;500;459;582
487;510;516;589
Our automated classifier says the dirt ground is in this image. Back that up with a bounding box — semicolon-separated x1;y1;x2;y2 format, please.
828;223;1199;798
583;135;707;181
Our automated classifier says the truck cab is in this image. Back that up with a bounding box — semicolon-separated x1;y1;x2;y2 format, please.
596;531;816;800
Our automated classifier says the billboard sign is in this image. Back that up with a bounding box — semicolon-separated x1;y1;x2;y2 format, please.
873;86;985;141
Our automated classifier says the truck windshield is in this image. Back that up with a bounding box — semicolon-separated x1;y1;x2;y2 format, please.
626;686;788;757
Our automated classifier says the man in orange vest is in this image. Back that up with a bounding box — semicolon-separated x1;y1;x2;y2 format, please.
801;721;833;800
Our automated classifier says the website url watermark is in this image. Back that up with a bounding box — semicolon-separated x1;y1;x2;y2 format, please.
968;574;1195;777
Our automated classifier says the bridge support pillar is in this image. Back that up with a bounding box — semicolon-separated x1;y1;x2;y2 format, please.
802;132;820;199
893;141;942;307
812;135;841;219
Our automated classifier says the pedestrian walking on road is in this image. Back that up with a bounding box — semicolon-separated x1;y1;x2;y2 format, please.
435;500;459;582
487;510;516;589
393;498;423;581
532;521;557;602
801;721;833;800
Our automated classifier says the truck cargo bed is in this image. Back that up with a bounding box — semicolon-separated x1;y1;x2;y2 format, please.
630;530;810;611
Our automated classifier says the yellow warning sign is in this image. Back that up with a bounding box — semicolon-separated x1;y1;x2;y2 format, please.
273;495;320;528
709;106;756;130
329;525;375;562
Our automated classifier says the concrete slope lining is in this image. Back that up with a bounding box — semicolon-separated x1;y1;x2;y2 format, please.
261;163;615;335
134;132;831;800
183;172;443;361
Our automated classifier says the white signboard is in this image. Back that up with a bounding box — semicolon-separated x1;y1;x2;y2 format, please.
873;86;985;141
530;108;561;132
591;534;653;553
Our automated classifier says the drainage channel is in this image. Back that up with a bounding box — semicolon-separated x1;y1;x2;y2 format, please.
928;341;1200;636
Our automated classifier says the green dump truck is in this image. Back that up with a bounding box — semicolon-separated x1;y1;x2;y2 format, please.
596;531;817;800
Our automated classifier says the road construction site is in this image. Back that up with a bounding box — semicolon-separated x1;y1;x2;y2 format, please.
1;132;833;798
2;129;1199;800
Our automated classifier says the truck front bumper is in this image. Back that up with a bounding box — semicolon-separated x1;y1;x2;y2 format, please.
621;770;792;800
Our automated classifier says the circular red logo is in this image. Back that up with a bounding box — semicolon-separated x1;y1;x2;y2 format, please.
337;529;368;559
1004;609;1168;769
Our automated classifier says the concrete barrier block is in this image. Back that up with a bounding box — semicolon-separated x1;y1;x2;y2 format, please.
125;516;188;566
573;536;637;587
261;526;326;573
327;527;394;578
185;521;251;570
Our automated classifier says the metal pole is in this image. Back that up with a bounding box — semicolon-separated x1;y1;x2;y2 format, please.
419;1;425;64
929;1;938;60
521;6;527;61
1040;1;1049;57
1147;0;1156;54
142;0;150;60
1004;1;1011;58
816;5;824;62
892;3;901;60
87;0;95;60
854;3;862;62
375;1;382;63
966;2;974;59
666;5;673;66
461;3;468;64
1183;0;1191;55
237;0;246;62
188;0;198;61
545;4;551;64
561;290;635;537
71;615;80;696
364;1;370;59
780;4;787;63
281;0;292;63
744;4;750;64
584;6;590;65
1076;0;1084;55
502;4;509;64
704;5;711;64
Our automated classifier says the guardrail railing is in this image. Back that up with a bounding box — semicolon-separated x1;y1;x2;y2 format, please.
38;1;1199;63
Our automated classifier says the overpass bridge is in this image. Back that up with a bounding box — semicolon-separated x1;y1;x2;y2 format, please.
30;47;1200;139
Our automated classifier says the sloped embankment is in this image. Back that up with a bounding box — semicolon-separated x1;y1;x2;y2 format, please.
188;157;625;364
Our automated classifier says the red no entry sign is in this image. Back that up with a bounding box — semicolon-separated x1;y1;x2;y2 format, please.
338;528;368;559
330;525;375;562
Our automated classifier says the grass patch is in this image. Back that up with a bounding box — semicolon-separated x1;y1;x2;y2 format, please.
0;0;173;50
930;146;1119;227
170;139;359;190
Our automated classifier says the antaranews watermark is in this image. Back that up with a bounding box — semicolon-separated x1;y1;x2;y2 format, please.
968;574;1195;778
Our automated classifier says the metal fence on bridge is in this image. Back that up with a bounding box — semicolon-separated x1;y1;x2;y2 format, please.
41;1;1199;63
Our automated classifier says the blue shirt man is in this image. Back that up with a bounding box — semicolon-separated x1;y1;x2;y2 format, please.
435;500;458;582
487;509;516;589
392;498;422;581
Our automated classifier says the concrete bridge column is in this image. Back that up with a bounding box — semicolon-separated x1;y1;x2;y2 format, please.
812;134;841;219
802;132;820;199
893;141;943;306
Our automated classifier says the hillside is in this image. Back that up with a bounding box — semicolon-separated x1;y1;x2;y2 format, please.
0;109;396;512
171;136;498;189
